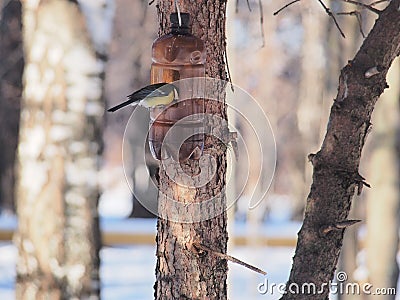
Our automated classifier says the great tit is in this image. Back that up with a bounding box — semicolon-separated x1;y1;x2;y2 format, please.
107;83;178;112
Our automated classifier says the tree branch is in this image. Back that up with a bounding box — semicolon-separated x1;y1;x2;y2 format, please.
335;0;382;14
193;242;267;275
369;0;389;6
273;0;301;16
320;219;362;235
337;10;366;38
317;0;346;38
281;0;400;299
259;0;265;47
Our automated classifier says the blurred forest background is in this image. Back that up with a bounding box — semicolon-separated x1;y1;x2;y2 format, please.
0;0;399;299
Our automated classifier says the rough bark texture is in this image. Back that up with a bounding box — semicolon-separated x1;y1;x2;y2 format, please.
335;11;367;300
282;1;400;299
154;1;229;299
0;0;23;213
15;0;103;298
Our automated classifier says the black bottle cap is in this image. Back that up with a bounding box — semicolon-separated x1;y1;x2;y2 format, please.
170;13;190;32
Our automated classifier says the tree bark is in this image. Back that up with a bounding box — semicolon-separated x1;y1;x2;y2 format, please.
0;0;23;213
282;1;400;299
15;0;103;298
154;1;229;299
334;8;367;300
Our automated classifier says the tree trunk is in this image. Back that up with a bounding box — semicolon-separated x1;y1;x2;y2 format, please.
282;1;400;299
0;0;23;213
334;8;367;300
365;60;400;299
15;0;104;298
154;1;229;299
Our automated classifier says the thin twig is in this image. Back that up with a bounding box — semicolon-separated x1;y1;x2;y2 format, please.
337;11;365;37
369;0;389;6
335;0;381;14
246;0;252;11
273;0;301;15
318;0;346;38
193;242;267;275
320;220;362;235
259;0;265;47
148;0;155;5
235;0;252;13
354;12;365;37
224;49;234;92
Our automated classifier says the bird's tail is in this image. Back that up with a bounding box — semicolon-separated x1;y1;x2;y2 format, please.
107;100;137;112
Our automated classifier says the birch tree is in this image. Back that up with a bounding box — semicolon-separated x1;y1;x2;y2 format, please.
15;0;113;298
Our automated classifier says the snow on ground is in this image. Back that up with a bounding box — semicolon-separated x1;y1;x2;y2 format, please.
8;216;397;299
0;241;295;300
0;243;16;300
0;215;300;299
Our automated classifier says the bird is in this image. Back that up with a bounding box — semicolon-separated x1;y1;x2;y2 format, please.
107;83;178;112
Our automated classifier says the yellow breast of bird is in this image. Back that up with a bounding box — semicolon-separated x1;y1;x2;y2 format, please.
141;90;175;108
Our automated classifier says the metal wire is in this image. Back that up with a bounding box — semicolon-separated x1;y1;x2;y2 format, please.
174;0;182;26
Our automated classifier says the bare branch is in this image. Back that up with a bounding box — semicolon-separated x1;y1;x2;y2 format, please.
273;0;301;16
318;0;346;38
369;0;389;6
246;0;252;11
259;0;265;47
224;50;234;92
274;0;382;39
354;11;366;37
335;0;381;14
320;220;362;235
235;0;252;13
193;242;267;275
337;11;366;37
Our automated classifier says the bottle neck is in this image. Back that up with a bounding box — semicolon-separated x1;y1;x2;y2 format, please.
170;26;190;35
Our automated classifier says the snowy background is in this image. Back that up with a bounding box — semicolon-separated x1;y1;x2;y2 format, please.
0;215;298;300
